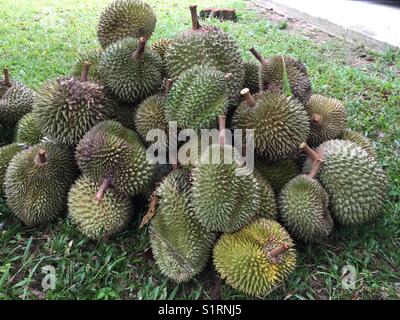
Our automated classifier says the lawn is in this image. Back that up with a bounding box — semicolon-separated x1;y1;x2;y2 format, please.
0;0;399;300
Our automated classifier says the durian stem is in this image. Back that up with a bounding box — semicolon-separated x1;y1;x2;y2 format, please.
95;177;112;202
80;61;91;82
266;243;290;259
218;115;226;145
35;149;47;165
164;79;173;96
250;47;265;64
240;88;256;107
311;113;322;125
300;142;324;179
3;68;12;87
133;37;147;60
139;192;158;228
190;5;201;30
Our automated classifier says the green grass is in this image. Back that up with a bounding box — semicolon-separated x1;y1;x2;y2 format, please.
1;0;399;300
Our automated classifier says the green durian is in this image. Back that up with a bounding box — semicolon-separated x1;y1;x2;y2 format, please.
33;64;116;145
68;176;132;240
4;142;78;226
97;0;157;48
165;65;228;130
233;89;310;161
279;175;333;242
340;129;376;158
165;5;244;108
255;173;278;220
255;159;300;193
243;61;260;94
191;143;262;232
0;143;24;194
70;48;103;82
306;94;347;145
15;113;43;145
150;169;215;282
302;140;387;225
0;69;36;128
213;218;297;297
75;120;154;196
152;38;173;76
250;50;312;105
99;36;162;103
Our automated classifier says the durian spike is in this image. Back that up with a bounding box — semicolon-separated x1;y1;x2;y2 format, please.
80;61;91;82
300;142;324;179
95;176;112;202
35;149;47;165
3;68;12;87
265;243;290;262
218;115;226;145
240;88;256;107
139;192;158;228
190;5;201;30
250;47;266;65
310;113;322;125
164;79;173;96
133;37;147;60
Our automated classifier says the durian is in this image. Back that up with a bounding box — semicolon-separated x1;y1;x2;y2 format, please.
340;129;376;158
150;169;215;282
4;142;78;226
306;94;347;145
75;120;154;197
33;63;116;145
0;143;24;194
68;176;132;240
152;38;173;76
233;89;310;161
97;0;157;48
0;69;36;128
255;173;278;220
165;5;244;108
279;143;333;241
70;48;103;82
213;218;297;297
15;113;43;145
134;79;171;143
243;61;260;94
250;49;312;105
255;159;300;193
191;116;262;232
99;36;162;103
165;65;229;130
302;140;387;225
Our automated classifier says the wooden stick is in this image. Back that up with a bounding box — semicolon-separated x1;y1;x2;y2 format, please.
164;79;173;96
240;88;256;107
3;68;12;87
132;37;147;60
80;61;90;82
250;47;265;64
190;5;201;29
95;177;112;202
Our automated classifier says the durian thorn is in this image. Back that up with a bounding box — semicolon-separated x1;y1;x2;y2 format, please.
80;61;91;82
266;243;291;259
95;176;112;202
311;113;322;125
250;47;265;64
190;5;201;30
35;149;47;165
218;115;226;145
133;37;147;60
224;73;233;80
3;68;12;87
240;88;256;107
164;79;173;96
139;192;158;229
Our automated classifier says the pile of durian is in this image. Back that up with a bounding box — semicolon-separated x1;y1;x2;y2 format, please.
0;0;387;297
